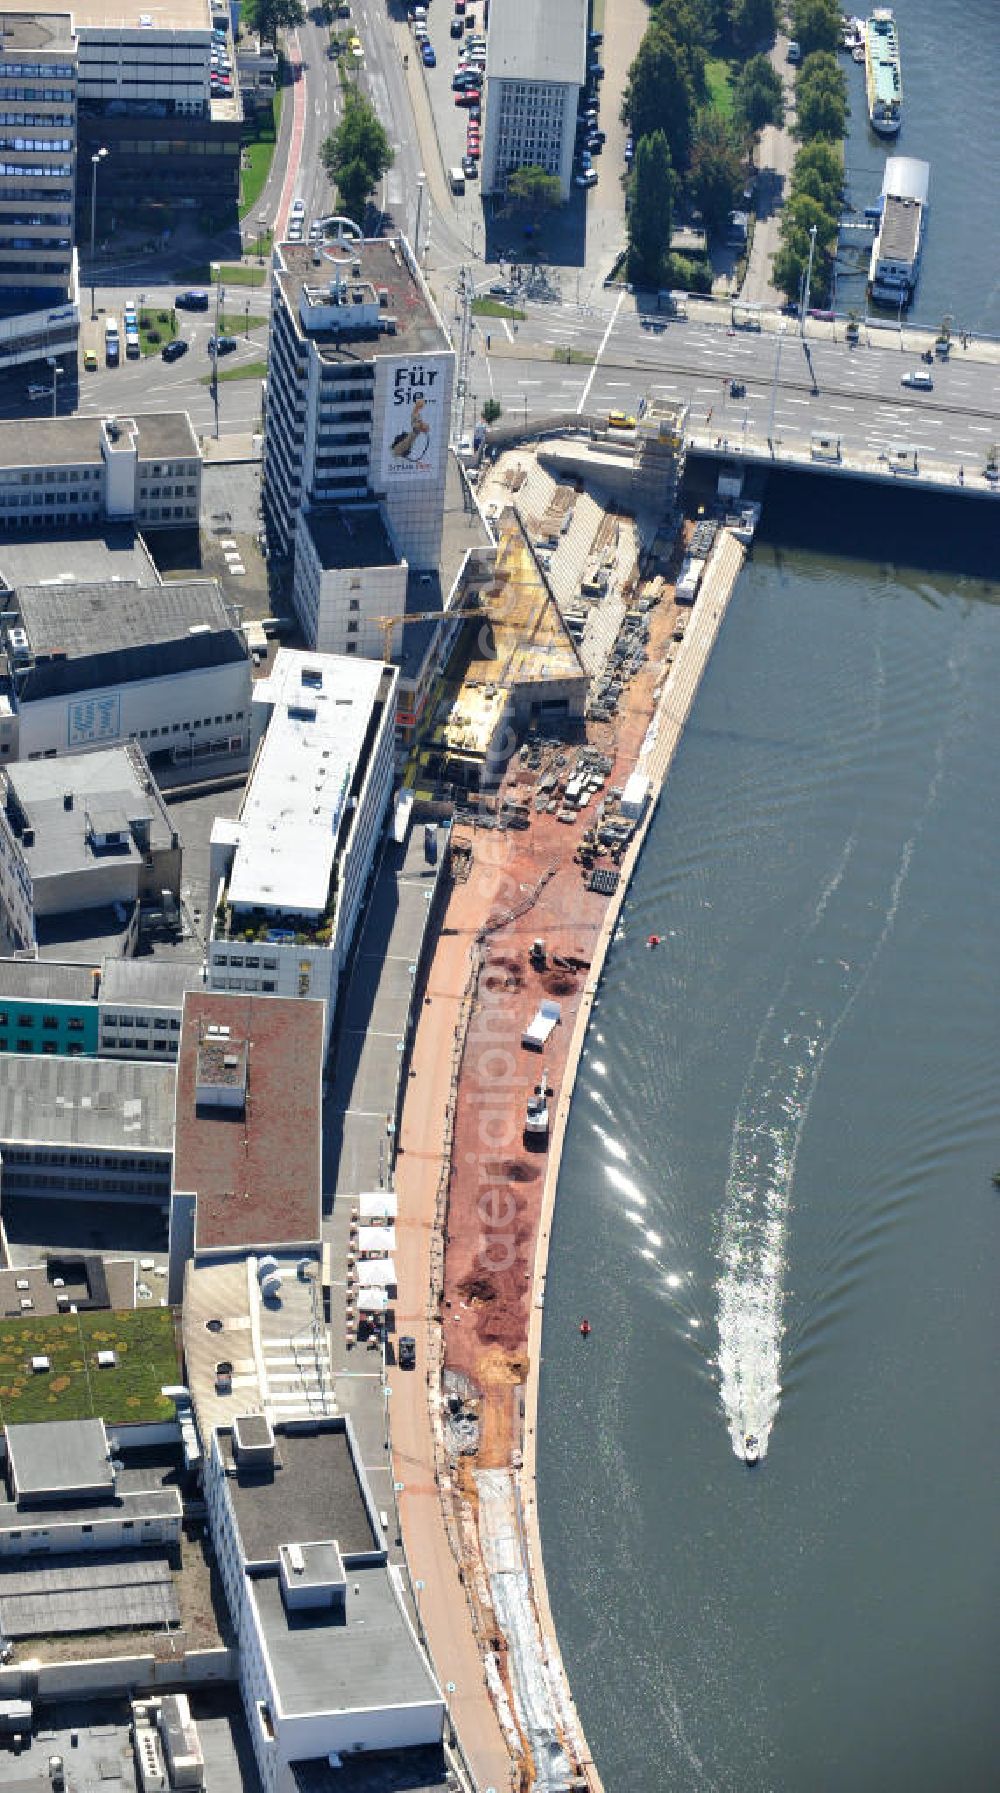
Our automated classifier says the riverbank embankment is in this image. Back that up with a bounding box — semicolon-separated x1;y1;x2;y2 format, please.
518;526;746;1786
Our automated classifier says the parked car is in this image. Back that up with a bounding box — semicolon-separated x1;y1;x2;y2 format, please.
208;335;238;355
398;1336;416;1369
162;338;188;361
450;15;463;34
462;153;478;178
83;347;98;371
176;289;209;309
456;87;480;106
348;33;363;56
574;169;598;189
421;41;436;64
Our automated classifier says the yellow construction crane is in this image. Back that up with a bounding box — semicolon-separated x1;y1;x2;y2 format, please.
372;591;483;664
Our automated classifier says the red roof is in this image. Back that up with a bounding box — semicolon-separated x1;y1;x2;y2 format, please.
173;992;323;1253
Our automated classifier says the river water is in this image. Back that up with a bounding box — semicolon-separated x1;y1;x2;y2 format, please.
837;0;1000;334
536;484;1000;1791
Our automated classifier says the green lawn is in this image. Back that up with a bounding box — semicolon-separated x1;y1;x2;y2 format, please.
138;306;177;358
705;57;735;122
551;346;595;364
188;261;271;288
471;297;527;321
199;359;269;385
0;1308;180;1426
220;311;268;334
240;91;283;219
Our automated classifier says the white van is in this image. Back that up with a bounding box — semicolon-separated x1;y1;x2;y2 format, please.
104;316;120;365
901;369;933;390
449;166;466;194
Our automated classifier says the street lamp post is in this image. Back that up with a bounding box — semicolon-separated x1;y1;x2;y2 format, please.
211;268;224;440
47;358;61;420
799;222;818;337
89;147;108;321
767;321;787;451
415;173;426;261
413;1578;424;1627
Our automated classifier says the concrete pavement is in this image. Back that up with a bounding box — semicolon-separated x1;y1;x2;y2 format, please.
742;31;799;308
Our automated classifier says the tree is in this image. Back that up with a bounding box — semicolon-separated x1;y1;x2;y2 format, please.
624;26;700;171
320;89;393;225
481;398;502;424
790;0;842;56
732;53;784;157
790;137;843;210
627;131;675;288
795;50;847;140
688;115;744;236
506;164;562;220
242;0;305;46
730;0;778;56
771;220;814;306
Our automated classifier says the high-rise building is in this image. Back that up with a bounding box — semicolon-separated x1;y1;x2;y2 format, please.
0;9;79;372
262;232;455;571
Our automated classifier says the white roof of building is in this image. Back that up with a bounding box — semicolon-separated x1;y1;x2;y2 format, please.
881;156;929;204
487;0;587;86
228;650;387;918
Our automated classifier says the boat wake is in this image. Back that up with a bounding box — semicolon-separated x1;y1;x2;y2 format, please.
716;730;948;1461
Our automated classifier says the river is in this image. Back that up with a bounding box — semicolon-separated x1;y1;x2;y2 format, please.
837;0;1000;334
536;482;1000;1791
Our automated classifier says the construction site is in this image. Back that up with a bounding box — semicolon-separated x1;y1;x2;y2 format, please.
393;406;753;1790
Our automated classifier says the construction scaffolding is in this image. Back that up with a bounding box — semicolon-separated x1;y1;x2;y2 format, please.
633;398;688;521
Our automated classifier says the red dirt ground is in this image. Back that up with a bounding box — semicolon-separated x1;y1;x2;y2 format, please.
439;582;681;1464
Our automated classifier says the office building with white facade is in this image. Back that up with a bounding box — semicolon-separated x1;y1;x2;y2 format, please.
203;1417;444;1793
0;411;201;535
207;650;397;1058
263;233;454;571
0;571;250;778
0;9;80;373
481;0;587;201
2;0;243;212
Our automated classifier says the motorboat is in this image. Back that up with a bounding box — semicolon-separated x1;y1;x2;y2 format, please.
743;1433;761;1464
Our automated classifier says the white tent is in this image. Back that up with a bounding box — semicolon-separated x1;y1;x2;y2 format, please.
357;1257;396;1288
358;1191;398;1220
356;1286;388;1313
357;1225;397;1256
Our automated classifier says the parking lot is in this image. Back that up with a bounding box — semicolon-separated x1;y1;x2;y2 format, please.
408;3;487;203
404;2;625;279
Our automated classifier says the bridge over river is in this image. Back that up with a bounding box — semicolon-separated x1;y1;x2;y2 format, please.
475;288;1000;498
